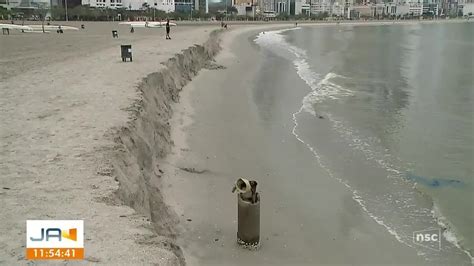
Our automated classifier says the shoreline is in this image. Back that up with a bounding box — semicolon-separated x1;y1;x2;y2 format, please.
2;20;471;264
257;25;474;264
162;22;472;265
162;24;425;264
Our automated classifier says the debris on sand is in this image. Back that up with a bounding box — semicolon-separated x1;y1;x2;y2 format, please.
97;165;113;176
204;62;226;70
179;167;209;174
85;256;101;263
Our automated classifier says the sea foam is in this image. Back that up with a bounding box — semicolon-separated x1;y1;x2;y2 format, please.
254;28;474;264
256;27;411;252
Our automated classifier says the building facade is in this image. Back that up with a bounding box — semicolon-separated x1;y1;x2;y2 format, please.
1;0;50;9
309;0;332;14
462;1;474;15
81;0;175;11
175;0;193;12
274;0;290;14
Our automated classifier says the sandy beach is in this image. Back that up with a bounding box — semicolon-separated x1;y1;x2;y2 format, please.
0;21;217;264
1;19;471;265
161;25;429;265
162;20;472;265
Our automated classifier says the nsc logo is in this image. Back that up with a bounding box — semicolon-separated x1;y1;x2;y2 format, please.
26;220;84;260
412;228;441;251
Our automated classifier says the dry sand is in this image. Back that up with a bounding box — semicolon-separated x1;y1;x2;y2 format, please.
0;21;218;264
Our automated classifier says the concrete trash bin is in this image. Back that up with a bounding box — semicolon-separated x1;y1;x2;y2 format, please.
237;192;260;249
121;45;132;62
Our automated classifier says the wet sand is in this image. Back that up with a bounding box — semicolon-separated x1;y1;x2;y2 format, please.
162;25;432;265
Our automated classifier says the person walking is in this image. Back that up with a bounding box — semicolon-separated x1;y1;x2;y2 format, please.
165;19;171;40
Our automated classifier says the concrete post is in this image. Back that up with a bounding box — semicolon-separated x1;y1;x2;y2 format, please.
233;178;260;250
237;193;260;249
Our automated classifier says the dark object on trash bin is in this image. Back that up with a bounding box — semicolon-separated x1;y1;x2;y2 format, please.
112;30;118;38
121;45;132;62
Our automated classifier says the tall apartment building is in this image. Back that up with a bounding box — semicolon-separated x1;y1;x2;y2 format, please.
233;0;256;16
258;0;275;13
175;0;193;12
422;0;439;14
309;0;332;14
1;0;50;9
440;0;461;15
292;0;302;13
82;0;122;8
462;0;474;15
193;0;207;12
82;0;174;11
274;0;290;14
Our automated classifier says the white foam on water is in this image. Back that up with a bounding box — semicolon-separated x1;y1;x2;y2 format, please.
256;30;354;114
301;73;354;115
325;107;474;263
433;204;474;264
326;113;403;176
255;28;412;253
291;95;414;252
255;28;473;264
326;112;474;263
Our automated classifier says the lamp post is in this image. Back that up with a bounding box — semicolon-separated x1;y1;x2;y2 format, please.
226;0;228;20
65;0;68;21
309;0;311;18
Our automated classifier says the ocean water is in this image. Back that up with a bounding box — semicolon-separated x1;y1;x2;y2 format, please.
256;22;473;263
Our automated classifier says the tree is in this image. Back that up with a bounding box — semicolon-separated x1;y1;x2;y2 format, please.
69;5;89;20
276;13;289;20
228;6;238;15
33;3;49;33
310;11;329;20
155;9;166;19
0;6;10;20
51;6;65;20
